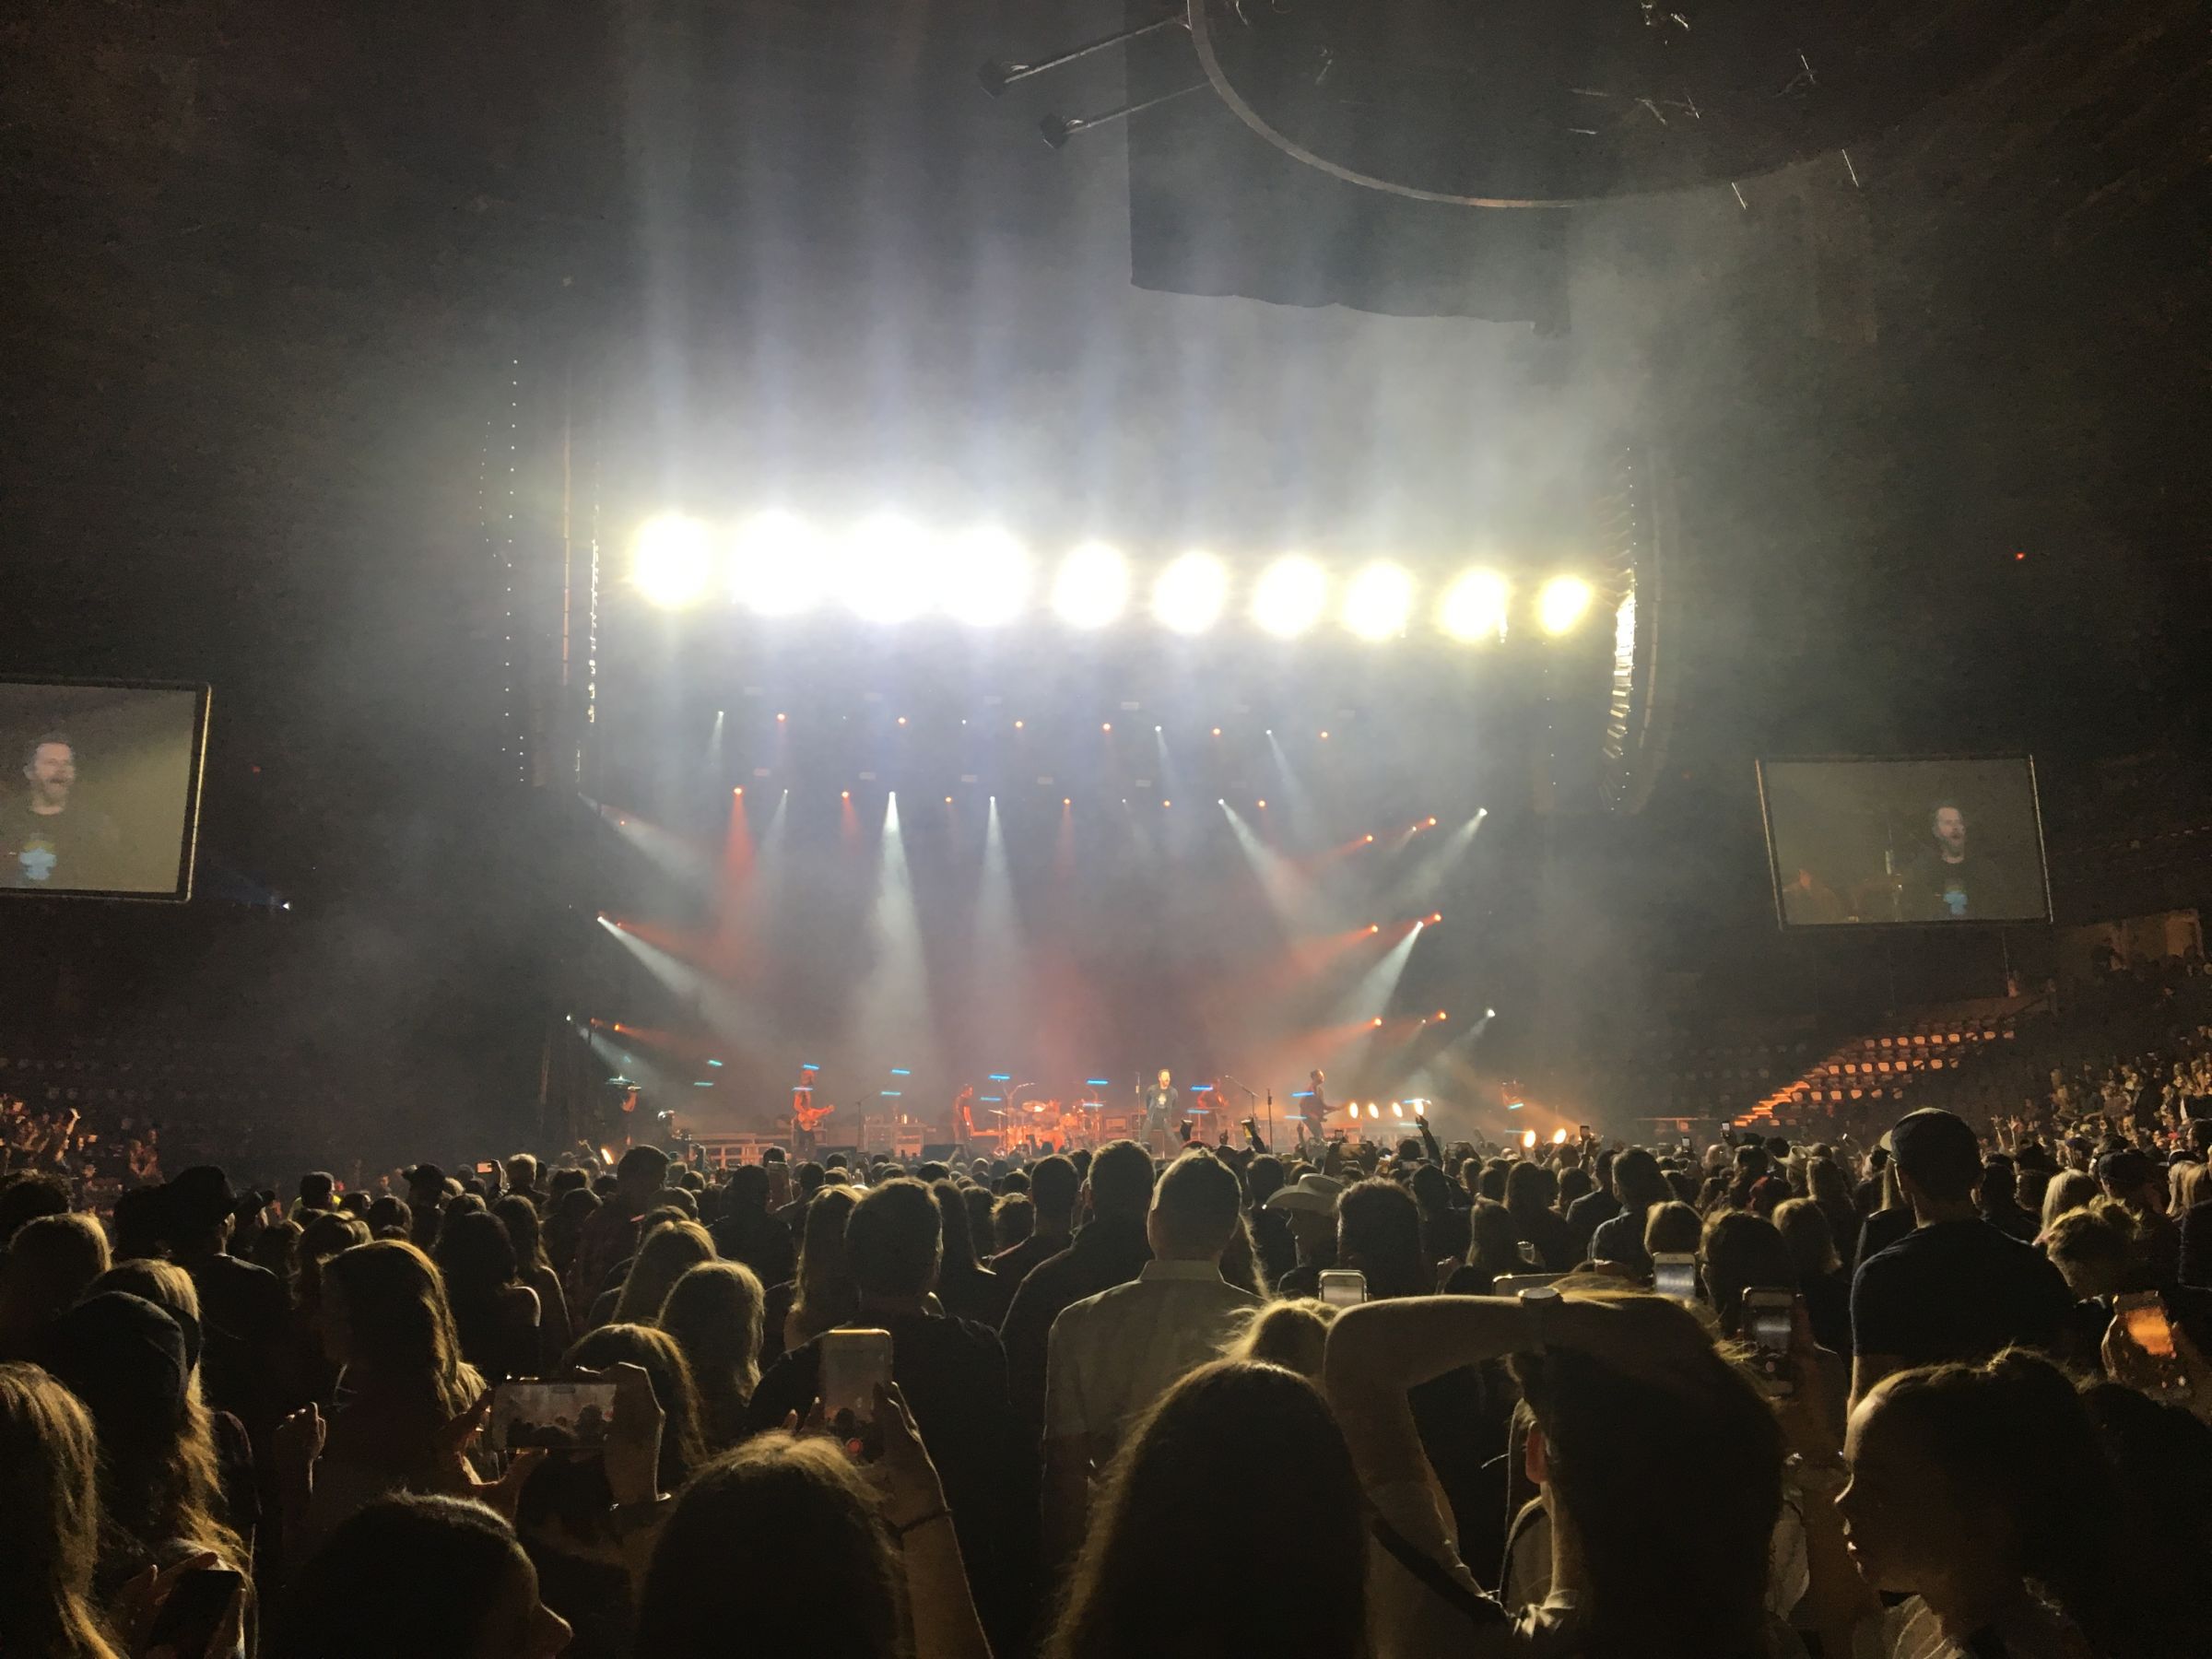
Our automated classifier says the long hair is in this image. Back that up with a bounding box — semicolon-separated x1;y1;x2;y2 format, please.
2041;1169;2101;1235
634;1437;900;1659
657;1261;764;1453
931;1180;984;1275
1466;1197;1524;1285
1510;1290;1783;1659
1872;1350;2146;1656
433;1208;524;1376
1698;1208;1797;1339
564;1323;708;1492
0;1364;123;1659
493;1194;550;1273
323;1239;483;1420
790;1187;859;1345
1049;1361;1365;1659
610;1218;716;1326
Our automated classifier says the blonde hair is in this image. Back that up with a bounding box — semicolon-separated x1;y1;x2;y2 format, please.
0;1364;123;1658
1219;1298;1337;1379
324;1239;484;1419
610;1219;716;1326
658;1261;765;1452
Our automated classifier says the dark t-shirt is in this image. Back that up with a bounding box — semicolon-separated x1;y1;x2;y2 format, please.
747;1312;1036;1651
997;1215;1150;1436
1851;1218;2073;1367
3;799;123;889
1899;847;2034;921
1564;1189;1621;1257
709;1207;796;1288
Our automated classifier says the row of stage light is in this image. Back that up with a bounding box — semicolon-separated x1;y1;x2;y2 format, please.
631;512;1599;641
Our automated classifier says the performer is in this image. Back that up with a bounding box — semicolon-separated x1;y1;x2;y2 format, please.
791;1065;831;1157
1307;1069;1330;1124
951;1085;977;1151
1140;1068;1180;1156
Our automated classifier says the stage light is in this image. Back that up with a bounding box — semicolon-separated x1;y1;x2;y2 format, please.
776;712;786;723
734;787;742;794
1369;924;1380;934
1014;720;1024;730
729;511;827;614
1211;727;1221;737
1537;575;1596;636
1063;797;1070;806
1523;1129;1537;1149
940;526;1031;626
1486;1007;1497;1018
1154;724;1162;733
1251;555;1327;638
897;716;907;725
945;795;953;804
841;790;851;799
1342;561;1415;640
1428;912;1442;924
1052;542;1129;628
1427;818;1437;827
1101;723;1112;733
1321;731;1331;740
1391;1102;1403;1118
1364;834;1374;844
1153;551;1229;635
1551;1127;1570;1145
1372;1017;1383;1028
1439;569;1511;642
631;514;713;609
842;516;935;623
1257;799;1266;809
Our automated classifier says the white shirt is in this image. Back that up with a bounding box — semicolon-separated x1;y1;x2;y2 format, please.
1043;1259;1258;1447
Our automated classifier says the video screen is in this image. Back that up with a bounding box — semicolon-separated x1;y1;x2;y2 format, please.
0;679;209;900
1758;757;2050;927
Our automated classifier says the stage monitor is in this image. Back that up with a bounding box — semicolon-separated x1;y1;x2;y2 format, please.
1;679;210;900
1758;756;2051;928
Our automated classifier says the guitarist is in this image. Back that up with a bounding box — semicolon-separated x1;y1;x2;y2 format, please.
791;1065;833;1158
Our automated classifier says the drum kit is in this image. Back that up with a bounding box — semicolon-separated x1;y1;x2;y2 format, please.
982;1087;1124;1152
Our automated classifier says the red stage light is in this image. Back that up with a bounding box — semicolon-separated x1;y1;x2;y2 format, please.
734;787;743;795
841;790;851;799
1428;912;1442;924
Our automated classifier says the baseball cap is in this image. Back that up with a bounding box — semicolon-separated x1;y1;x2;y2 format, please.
45;1291;191;1424
165;1166;239;1234
1888;1110;1983;1202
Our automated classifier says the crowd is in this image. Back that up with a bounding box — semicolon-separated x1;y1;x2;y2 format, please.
4;1075;2211;1659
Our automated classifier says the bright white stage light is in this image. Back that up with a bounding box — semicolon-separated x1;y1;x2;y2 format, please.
1439;569;1511;642
1153;551;1229;635
631;514;713;609
1537;575;1596;636
1052;542;1129;629
729;512;828;615
1251;556;1328;639
940;527;1031;627
1342;561;1415;641
842;516;936;624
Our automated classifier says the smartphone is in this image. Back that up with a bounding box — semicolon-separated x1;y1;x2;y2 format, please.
146;1566;243;1656
1653;1253;1699;1302
2115;1290;2188;1396
1744;1288;1796;1396
491;1380;618;1458
1517;1240;1541;1266
821;1328;894;1458
477;1161;498;1174
1318;1269;1368;1308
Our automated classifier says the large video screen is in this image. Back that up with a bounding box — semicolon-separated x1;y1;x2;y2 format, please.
1758;757;2051;927
0;679;209;900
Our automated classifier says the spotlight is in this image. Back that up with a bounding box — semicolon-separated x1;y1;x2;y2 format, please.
1154;724;1161;733
1014;720;1024;730
1211;727;1221;737
1537;575;1596;636
734;787;743;794
1369;924;1380;934
1428;818;1437;827
1257;799;1266;809
1101;722;1112;733
1372;1017;1383;1028
1052;542;1129;629
776;712;787;723
1439;569;1511;642
1342;561;1415;640
841;790;851;799
842;516;936;623
729;511;827;614
1436;1010;1448;1021
945;795;954;804
1522;1129;1537;1149
1391;1102;1403;1118
1251;555;1328;639
1486;1007;1497;1018
897;716;907;725
1153;551;1229;635
1551;1127;1569;1145
631;514;713;609
1062;797;1071;806
940;526;1031;626
1364;834;1374;844
1163;800;1171;808
1320;731;1331;740
1428;912;1442;924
